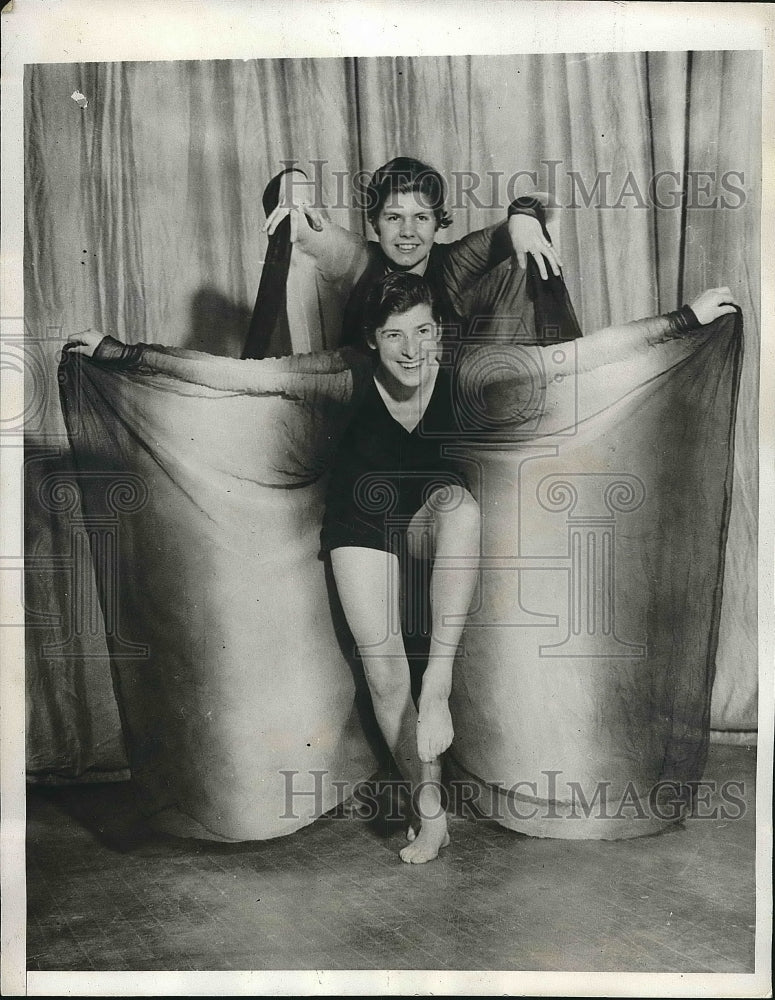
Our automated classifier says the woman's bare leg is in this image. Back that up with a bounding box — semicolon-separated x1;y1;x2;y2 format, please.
399;485;481;863
410;485;481;765
330;546;448;862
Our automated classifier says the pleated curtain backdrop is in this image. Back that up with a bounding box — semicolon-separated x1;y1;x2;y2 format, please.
23;52;760;778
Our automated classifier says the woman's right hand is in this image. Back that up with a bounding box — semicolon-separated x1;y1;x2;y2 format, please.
689;287;738;326
263;169;324;242
65;329;106;357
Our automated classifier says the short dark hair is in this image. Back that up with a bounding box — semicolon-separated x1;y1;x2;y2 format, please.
361;272;442;343
365;157;452;230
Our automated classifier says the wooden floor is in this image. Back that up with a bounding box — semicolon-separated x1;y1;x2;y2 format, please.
26;744;756;973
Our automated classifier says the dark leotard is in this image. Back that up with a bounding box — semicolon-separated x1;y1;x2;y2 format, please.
321;365;467;557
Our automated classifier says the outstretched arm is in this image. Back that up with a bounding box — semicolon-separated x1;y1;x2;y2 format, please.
460;287;739;406
66;330;208;368
566;286;739;373
64;330;370;404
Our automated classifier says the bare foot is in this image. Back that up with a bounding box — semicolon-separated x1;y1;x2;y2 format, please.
399;781;449;863
416;695;454;764
400;816;450;864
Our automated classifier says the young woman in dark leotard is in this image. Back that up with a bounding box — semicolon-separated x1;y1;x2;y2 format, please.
321;270;481;864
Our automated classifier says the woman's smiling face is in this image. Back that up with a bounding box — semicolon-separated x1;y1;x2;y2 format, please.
370;303;440;388
374;190;439;273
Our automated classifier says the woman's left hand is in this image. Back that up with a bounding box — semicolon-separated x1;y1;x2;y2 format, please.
508;213;562;280
65;329;106;357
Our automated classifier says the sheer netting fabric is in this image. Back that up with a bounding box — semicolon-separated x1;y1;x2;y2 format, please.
59;219;742;840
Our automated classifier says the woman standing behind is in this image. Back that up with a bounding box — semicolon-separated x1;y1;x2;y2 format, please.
262;156;567;352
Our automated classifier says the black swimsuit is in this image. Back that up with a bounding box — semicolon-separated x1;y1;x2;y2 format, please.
321;365;467;557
